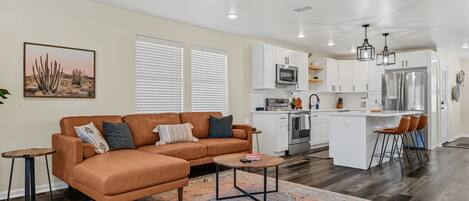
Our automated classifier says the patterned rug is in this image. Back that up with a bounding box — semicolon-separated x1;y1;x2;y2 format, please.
140;170;368;201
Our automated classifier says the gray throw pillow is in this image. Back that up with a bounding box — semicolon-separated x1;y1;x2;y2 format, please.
209;115;233;138
103;122;136;150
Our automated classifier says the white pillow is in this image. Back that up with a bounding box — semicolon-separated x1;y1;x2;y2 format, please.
153;123;198;145
75;122;110;154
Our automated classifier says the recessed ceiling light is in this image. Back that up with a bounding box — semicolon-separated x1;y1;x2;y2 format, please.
328;40;334;46
227;13;238;19
298;33;305;38
462;43;469;49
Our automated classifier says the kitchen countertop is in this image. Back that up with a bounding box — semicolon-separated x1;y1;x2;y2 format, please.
329;110;422;117
251;108;366;114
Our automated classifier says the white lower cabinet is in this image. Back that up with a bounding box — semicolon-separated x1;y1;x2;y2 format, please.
310;112;331;148
252;113;289;156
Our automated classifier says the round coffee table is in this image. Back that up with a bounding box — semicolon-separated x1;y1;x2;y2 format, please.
2;148;56;201
213;153;284;201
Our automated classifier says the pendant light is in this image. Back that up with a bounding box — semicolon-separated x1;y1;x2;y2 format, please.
376;33;396;66
357;24;375;61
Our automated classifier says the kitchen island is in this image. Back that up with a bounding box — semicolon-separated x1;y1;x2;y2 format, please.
328;111;422;169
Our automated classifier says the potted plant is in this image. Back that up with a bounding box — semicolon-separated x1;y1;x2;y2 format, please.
0;88;11;104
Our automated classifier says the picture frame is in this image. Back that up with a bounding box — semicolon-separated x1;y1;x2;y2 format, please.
23;42;96;98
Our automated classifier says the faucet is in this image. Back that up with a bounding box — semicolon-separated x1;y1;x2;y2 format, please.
309;93;320;110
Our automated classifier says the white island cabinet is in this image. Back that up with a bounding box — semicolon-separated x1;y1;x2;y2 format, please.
252;112;289;156
328;111;421;169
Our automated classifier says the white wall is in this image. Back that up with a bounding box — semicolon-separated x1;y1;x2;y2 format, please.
459;59;469;135
0;0;308;195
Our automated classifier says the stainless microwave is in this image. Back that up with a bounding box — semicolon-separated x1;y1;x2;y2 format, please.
276;64;298;85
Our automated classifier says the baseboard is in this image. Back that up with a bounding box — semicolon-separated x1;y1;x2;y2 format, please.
0;181;68;200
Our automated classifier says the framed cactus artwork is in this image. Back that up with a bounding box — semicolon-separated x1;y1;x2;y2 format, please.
23;42;95;98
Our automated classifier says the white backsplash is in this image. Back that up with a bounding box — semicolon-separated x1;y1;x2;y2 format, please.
250;89;368;111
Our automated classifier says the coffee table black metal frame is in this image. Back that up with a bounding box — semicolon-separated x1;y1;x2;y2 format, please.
215;164;279;201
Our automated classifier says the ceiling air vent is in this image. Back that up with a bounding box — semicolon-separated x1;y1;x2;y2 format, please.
293;6;313;13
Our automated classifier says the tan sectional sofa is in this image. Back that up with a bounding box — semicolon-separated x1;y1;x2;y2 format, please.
52;112;252;201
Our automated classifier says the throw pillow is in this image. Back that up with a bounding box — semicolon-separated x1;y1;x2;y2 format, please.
153;123;198;145
209;115;233;138
74;122;110;154
102;122;136;150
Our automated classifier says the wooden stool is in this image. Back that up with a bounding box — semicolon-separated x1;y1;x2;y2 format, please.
2;148;56;201
369;117;410;175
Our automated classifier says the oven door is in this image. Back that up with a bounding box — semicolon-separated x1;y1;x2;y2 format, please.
289;113;311;144
276;64;298;85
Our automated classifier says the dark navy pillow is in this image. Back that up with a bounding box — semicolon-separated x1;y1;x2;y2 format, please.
209;115;233;138
102;122;136;150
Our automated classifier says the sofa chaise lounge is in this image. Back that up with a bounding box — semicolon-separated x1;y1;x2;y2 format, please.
52;112;252;201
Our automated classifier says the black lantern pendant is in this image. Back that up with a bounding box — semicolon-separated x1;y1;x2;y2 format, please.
376;33;396;66
357;24;375;61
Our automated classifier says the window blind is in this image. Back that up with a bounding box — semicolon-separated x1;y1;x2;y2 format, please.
191;46;228;114
135;36;184;113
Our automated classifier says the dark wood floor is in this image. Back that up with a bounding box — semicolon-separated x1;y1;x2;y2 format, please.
5;146;469;201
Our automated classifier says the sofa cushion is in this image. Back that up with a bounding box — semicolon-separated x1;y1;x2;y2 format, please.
60;115;123;137
123;113;181;147
196;138;250;156
232;129;247;139
74;150;189;195
102;122;136;150
74;122;110;154
209;115;233;138
138;142;207;160
180;112;222;139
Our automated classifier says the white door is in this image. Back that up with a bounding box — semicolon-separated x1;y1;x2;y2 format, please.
353;61;368;92
338;60;354;92
439;62;449;143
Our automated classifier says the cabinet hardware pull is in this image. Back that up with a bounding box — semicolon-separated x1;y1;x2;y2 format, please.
406;60;408;67
340;85;342;91
402;60;404;67
366;84;368;90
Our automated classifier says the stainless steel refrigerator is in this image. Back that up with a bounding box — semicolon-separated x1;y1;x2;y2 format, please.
382;71;427;112
382;71;427;148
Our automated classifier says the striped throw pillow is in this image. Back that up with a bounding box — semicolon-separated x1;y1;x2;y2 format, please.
75;122;110;154
153;123;198;145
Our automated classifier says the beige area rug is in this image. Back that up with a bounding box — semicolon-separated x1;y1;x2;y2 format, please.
140;170;368;201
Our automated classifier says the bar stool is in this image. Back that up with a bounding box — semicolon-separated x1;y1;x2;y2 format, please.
415;115;429;161
368;117;410;175
405;116;422;167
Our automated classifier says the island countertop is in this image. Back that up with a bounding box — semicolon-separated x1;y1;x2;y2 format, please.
329;110;422;117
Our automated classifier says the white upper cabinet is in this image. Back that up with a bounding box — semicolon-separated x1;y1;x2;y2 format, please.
387;50;430;68
367;61;384;92
325;58;339;92
275;47;290;65
353;61;369;92
291;51;309;91
252;44;276;89
338;60;354;92
252;44;309;90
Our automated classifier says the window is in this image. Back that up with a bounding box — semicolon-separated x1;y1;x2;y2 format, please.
135;36;184;113
191;46;228;114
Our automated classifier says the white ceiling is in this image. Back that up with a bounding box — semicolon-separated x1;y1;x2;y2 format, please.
95;0;469;58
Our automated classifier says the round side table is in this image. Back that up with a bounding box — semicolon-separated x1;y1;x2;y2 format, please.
1;148;56;201
252;129;262;154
